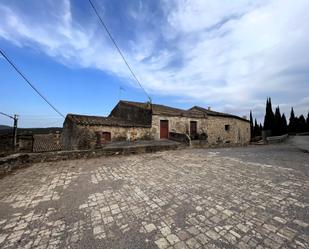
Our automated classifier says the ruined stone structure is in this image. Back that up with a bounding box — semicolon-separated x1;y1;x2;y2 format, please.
62;100;250;150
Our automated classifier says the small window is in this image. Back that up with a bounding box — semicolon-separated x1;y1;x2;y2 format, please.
96;131;111;146
225;125;230;131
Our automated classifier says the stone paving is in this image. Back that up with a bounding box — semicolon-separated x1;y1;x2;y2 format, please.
0;145;308;249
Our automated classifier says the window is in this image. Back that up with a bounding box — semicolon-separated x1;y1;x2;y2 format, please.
96;131;111;146
225;125;230;131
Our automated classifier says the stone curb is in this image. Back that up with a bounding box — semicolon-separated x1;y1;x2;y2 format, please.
0;143;181;177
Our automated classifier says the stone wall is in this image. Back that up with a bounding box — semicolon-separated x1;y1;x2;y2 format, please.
169;132;191;146
151;114;250;145
85;125;152;143
110;101;152;126
151;115;208;139
62;113;250;150
206;116;250;145
62;122;152;150
0;141;180;176
62;118;79;150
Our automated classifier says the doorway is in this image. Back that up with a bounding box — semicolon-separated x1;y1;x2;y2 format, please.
190;121;197;136
160;120;169;139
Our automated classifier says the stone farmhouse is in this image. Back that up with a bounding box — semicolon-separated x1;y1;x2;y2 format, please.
62;100;250;150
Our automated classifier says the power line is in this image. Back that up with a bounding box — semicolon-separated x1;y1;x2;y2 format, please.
0;49;65;118
88;0;152;103
0;112;15;120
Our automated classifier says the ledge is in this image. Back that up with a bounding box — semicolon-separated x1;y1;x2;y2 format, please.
0;140;181;177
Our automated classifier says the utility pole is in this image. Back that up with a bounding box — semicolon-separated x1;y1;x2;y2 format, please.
13;114;18;150
0;112;18;151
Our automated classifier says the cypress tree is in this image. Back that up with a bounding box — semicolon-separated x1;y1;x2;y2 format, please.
281;113;288;135
259;123;263;133
288;107;296;133
274;106;282;135
263;98;269;130
250;110;254;139
254;119;261;136
269;98;275;134
263;98;270;130
294;117;300;133
263;97;275;134
299;115;306;133
306;112;309;132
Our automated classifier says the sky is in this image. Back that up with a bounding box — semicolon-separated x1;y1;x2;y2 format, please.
0;0;309;127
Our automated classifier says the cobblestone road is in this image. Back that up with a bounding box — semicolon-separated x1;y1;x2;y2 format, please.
0;145;308;249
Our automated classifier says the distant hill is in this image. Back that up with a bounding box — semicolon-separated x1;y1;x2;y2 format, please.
0;125;12;130
0;127;62;135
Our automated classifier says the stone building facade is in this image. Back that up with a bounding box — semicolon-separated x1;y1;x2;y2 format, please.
62;100;250;150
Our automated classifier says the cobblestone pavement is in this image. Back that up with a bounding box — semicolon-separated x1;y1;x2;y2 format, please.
0;145;308;249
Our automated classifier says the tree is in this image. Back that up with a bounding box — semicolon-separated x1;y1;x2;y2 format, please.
306;112;309;132
288;107;296;133
254;119;261;137
250;110;254;139
274;106;282;136
298;115;306;133
281;113;288;134
263;97;275;134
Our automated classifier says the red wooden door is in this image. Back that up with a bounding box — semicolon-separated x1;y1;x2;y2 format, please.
160;120;169;139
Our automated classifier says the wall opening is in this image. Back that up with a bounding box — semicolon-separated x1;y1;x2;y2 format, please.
96;131;111;146
190;121;197;138
160;120;169;139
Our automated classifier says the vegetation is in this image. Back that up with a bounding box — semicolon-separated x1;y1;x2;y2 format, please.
0;126;62;135
250;97;309;139
288;108;308;133
249;111;262;139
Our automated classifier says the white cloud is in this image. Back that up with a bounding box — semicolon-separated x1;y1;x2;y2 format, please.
0;1;128;77
166;0;263;33
0;0;309;122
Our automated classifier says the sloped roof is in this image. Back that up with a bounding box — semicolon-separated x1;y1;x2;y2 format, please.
119;100;206;118
188;106;249;122
33;134;62;152
65;101;248;127
66;114;150;127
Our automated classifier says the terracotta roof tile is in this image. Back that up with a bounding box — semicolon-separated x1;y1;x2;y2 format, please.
67;114;150;127
120;100;205;118
188;106;249;122
33;134;62;152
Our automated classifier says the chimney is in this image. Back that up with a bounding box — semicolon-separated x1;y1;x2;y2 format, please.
242;115;247;120
208;106;211;110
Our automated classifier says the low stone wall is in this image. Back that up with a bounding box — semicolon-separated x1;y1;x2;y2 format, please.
190;140;248;149
190;140;208;148
266;134;288;144
169;132;191;146
0;141;180;177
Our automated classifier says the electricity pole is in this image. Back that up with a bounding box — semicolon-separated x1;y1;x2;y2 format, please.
13;114;18;150
0;112;18;150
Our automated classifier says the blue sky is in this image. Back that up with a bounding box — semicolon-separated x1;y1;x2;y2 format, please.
1;0;309;127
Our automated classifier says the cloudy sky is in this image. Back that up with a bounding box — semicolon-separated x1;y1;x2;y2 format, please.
1;0;308;127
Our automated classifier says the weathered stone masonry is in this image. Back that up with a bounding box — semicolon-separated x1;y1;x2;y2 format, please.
62;100;250;150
